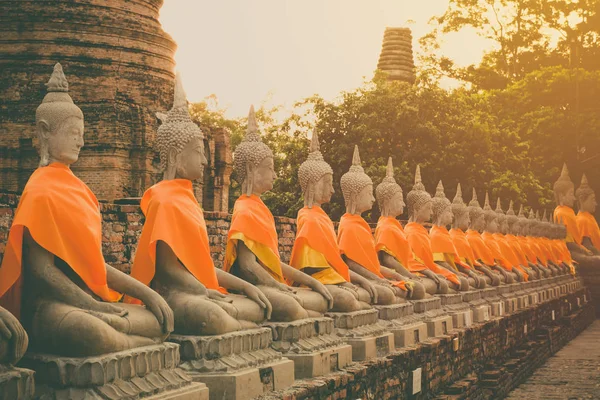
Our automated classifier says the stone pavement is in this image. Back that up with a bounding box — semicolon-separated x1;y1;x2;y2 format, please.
506;319;600;399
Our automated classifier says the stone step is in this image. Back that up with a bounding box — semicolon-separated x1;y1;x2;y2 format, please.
375;302;414;320
0;366;35;400
411;297;442;313
263;318;344;354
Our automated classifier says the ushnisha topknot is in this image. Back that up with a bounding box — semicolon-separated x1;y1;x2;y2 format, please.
553;163;574;204
451;183;467;216
576;173;594;204
468;188;484;223
375;157;403;212
298;129;333;193
233;105;274;187
483;191;496;224
506;200;518;226
340;145;373;205
155;72;204;172
432;180;451;223
36;63;84;167
406;165;432;218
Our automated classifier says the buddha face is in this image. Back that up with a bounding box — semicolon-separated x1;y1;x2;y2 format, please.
580;193;597;213
313;173;335;206
414;200;433;224
41;116;84;166
251;156;277;195
438;205;453;226
498;217;508;234
354;184;375;215
520;220;529;236
558;187;576;207
485;217;498;233
455;211;470;231
386;191;405;217
175;137;207;181
509;220;520;235
471;213;486;231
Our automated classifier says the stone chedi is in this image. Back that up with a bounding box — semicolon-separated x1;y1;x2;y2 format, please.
553;163;600;267
449;184;501;287
0;306;33;399
376;27;416;84
404;166;467;292
126;73;271;334
224;106;333;322
290;132;379;311
337;148;413;303
430;181;486;289
0;64;204;398
465;189;514;284
375;158;446;295
576;174;600;255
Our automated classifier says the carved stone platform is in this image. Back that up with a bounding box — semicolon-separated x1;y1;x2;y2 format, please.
20;343;208;400
325;310;394;362
438;293;475;328
374;303;428;348
170;328;294;400
0;365;34;400
480;287;505;317
498;283;521;313
410;298;454;337
263;318;351;379
459;291;490;323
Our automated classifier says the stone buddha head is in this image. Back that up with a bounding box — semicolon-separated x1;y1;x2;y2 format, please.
36;63;85;167
452;183;470;230
527;209;538;237
432;181;453;227
340;146;374;215
406;165;433;223
506;200;520;235
233;106;277;196
576;173;597;214
553;163;576;208
156;73;207;181
299;130;334;208
541;210;553;238
375;157;404;218
483;192;498;233
518;205;529;236
495;198;508;234
468;188;485;231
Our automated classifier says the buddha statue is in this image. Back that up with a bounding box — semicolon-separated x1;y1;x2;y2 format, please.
224;106;333;321
553;163;600;267
508;203;546;279
430;181;486;289
576;174;600;255
0;64;174;357
403;166;468;292
337;148;414;304
375;158;447;295
449;184;500;286
0;306;28;366
465;189;514;283
125;74;271;335
538;211;565;275
289;132;381;311
480;192;524;282
496;199;536;280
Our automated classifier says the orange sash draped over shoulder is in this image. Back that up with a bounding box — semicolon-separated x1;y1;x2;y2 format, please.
126;180;221;304
0;163;121;317
375;217;428;273
515;236;539;264
577;211;600;249
430;225;471;270
404;222;460;285
505;234;530;267
527;237;548;266
290;206;350;283
338;214;406;290
224;195;285;283
554;206;583;245
481;232;513;271
466;230;496;266
450;228;476;267
492;233;528;280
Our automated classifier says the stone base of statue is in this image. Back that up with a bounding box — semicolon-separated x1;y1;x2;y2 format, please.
512;282;532;309
20;343;208;400
411;297;454;337
0;364;35;400
498;284;520;313
170;328;294;400
438;293;477;327
374;303;429;348
262;318;352;379
460;291;491;323
479;287;505;317
325;309;394;361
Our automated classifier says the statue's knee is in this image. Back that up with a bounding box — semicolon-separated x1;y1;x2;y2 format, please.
273;296;309;322
438;279;449;294
375;286;395;305
332;289;360;312
59;311;126;356
410;281;426;300
460;277;470;291
491;274;500;286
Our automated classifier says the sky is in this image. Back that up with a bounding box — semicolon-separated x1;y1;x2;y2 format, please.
160;1;492;118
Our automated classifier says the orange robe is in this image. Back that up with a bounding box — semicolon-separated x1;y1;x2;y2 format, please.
404;222;460;285
430;225;471;271
515;235;540;265
0;163;121;318
126;180;223;304
338;214;406;290
224;195;285;283
526;237;549;267
505;234;530;267
450;228;480;268
577;211;600;249
375;217;428;273
466;229;496;267
289;206;348;285
554;206;583;245
492;233;528;280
